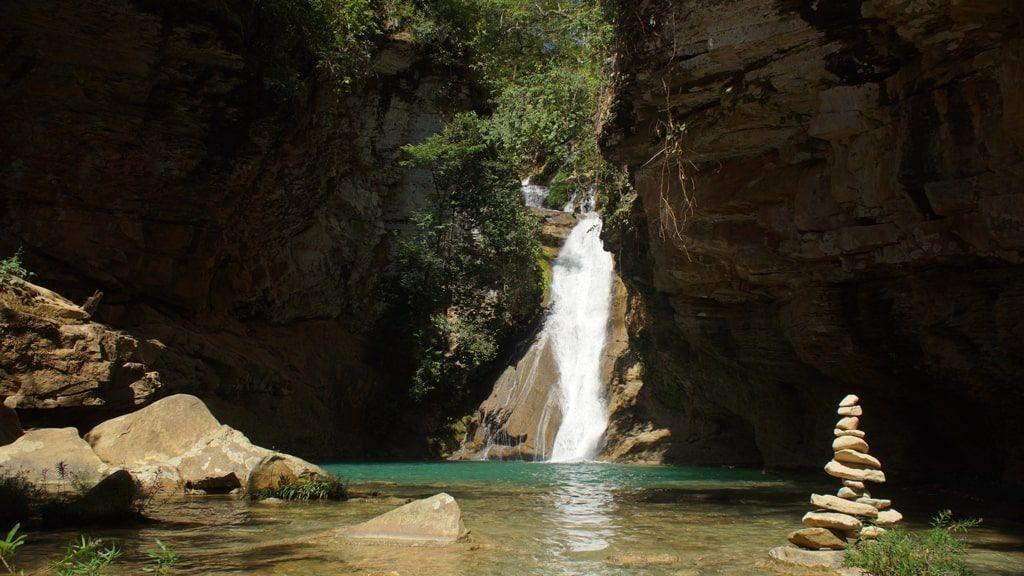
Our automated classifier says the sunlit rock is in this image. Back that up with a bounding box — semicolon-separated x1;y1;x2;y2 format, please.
341;493;468;545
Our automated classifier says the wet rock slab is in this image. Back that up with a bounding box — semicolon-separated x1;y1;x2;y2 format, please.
338;493;468;546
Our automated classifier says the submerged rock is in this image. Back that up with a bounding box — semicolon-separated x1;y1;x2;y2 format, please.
341;493;468;545
606;553;680;567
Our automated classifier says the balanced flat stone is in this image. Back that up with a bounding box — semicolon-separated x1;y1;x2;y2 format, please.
769;546;846;569
833;436;869;453
788;527;846;550
811;494;878;518
835;428;866;438
839;395;859;407
835;448;881;468
876;509;903;526
341;493;468;545
837;486;859;499
837;405;863;417
856;497;891;510
802;511;862;531
843;480;866;490
836;416;860;430
825;460;886;483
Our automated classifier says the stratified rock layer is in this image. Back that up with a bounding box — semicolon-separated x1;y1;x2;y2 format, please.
599;0;1024;481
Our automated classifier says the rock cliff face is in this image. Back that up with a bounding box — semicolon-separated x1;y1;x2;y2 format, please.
0;0;474;458
600;0;1024;482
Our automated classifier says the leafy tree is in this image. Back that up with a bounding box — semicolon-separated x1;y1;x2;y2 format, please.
398;113;543;401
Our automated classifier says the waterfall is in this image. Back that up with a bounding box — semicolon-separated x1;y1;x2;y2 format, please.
547;209;614;463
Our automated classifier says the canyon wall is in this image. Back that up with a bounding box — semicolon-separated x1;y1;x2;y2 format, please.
0;0;474;458
600;0;1024;482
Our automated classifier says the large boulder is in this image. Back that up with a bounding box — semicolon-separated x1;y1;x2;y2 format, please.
341;493;468;545
0;401;21;446
40;469;141;527
0;428;110;485
85;394;221;467
175;425;273;492
85;394;328;493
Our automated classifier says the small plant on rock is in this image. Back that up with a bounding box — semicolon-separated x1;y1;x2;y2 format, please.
845;510;981;576
0;249;28;284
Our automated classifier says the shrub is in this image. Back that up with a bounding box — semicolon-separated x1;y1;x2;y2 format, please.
0;249;28;284
253;476;347;502
0;473;38;529
845;510;981;576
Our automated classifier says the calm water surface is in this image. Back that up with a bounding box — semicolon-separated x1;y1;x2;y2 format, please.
16;462;1024;575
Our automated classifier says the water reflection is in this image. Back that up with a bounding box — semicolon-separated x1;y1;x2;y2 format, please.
544;464;618;554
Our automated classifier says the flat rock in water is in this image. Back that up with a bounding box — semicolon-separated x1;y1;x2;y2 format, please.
341;493;468;545
839;395;859;407
811;494;878;517
825;460;886;483
832;436;869;453
788;527;846;550
835;448;881;468
837;405;863;416
769;546;845;569
876;509;903;526
836;416;860;431
835;428;866;438
606;553;680;567
803;511;863;531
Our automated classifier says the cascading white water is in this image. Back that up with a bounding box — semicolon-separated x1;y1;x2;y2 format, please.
547;210;614;463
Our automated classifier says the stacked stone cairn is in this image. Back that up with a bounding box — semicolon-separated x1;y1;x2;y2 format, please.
787;394;903;552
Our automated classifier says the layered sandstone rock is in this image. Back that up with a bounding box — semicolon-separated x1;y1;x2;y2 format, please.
0;279;163;425
599;0;1024;481
0;0;479;458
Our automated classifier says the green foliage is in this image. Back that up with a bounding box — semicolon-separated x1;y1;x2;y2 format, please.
52;536;121;576
248;0;382;96
144;539;179;575
397;112;543;402
0;524;26;575
0;249;28;283
253;476;347;501
845;510;981;576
